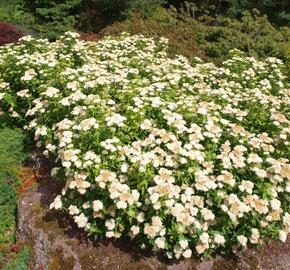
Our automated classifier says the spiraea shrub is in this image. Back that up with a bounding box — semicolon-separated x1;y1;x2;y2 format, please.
0;33;289;259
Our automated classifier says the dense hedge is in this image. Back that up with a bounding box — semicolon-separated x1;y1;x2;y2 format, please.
0;1;289;40
184;0;290;25
102;8;290;79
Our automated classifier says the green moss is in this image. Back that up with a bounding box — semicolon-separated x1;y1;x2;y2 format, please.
3;245;30;270
48;247;74;270
32;204;65;243
123;264;155;270
77;249;100;269
64;239;75;246
212;258;237;270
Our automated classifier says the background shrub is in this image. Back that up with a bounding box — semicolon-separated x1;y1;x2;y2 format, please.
0;1;289;41
101;7;290;78
196;11;290;76
100;8;206;61
79;0;166;33
22;0;82;40
0;23;22;46
170;1;290;26
0;0;34;35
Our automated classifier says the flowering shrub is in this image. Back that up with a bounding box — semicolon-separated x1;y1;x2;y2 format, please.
0;32;289;259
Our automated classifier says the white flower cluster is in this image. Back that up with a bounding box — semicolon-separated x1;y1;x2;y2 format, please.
0;32;289;258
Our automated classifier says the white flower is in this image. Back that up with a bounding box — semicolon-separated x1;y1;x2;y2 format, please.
60;97;70;106
116;200;127;209
106;231;115;238
270;199;281;211
166;252;173;259
0;82;9;89
35;126;47;136
183;249;192;258
74;213;88;228
252;167;267;178
67;81;78;91
21;68;36;81
217;171;235;187
95;170;116;188
179;239;188;249
105;219;115;230
50;167;60;177
201;208;215;221
49;195;62;210
196;243;209;254
83;202;90;209
279;230;287;242
68;205;80;215
199;232;209;244
137;212;145;223
44;87;59;97
93;200;104;212
214;234;225;245
140;119;153;130
16;89;30;98
150;193;159;204
130;225;140;236
80;118;99;131
121;163;128;173
238;180;254;194
106;113;126;127
237;235;248;247
155;237;166;249
247;153;263;164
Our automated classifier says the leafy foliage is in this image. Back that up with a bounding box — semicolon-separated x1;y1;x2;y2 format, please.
0;0;289;41
102;8;290;78
177;1;290;26
0;0;35;34
196;11;290;76
23;0;81;40
0;33;289;259
79;0;167;33
100;8;207;61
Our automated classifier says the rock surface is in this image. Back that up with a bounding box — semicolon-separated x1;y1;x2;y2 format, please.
17;177;290;270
